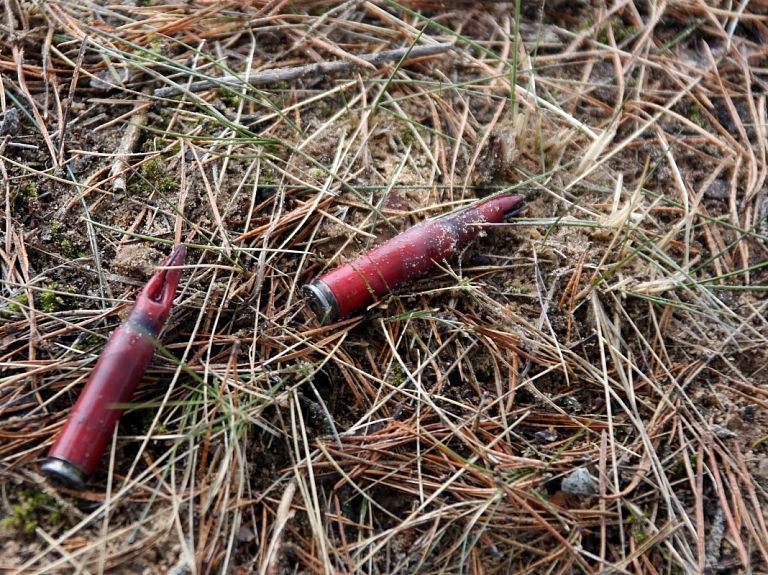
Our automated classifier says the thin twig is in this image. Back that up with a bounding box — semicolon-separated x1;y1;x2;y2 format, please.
153;43;452;98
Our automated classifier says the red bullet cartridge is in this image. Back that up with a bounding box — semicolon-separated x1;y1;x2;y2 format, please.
303;193;525;323
41;244;186;490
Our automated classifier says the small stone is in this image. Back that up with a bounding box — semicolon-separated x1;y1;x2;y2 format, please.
710;424;737;439
236;525;256;542
0;108;20;136
756;458;768;480
112;245;164;279
742;405;756;422
469;253;491;266
90;66;132;91
562;468;598;496
535;429;557;444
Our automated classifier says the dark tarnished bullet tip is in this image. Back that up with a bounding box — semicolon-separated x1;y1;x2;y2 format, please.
503;201;527;219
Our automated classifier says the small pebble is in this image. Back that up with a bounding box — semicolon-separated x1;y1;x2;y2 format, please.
756;458;768;480
710;424;737;439
469;253;491;266
742;405;756;422
562;468;598;496
0;108;20;136
90;66;132;91
535;429;557;444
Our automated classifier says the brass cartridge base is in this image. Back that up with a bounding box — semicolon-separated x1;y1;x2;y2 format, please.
302;280;339;324
41;457;88;491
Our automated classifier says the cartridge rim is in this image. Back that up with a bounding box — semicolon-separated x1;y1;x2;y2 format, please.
302;280;339;324
41;456;89;491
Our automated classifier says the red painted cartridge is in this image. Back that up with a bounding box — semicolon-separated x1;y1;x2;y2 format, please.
303;193;525;323
41;244;186;490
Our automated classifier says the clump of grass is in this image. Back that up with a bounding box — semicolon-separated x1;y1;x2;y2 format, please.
0;490;62;535
12;182;37;205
